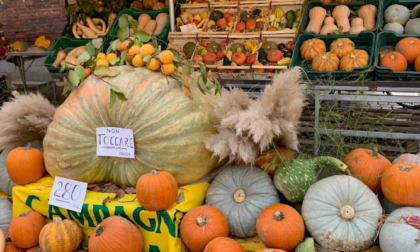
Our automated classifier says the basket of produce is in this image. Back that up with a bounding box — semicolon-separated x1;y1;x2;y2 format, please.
230;2;270;36
167;32;198;61
290;31;375;80
201;5;240;35
262;0;303;36
129;0;176;12
379;0;420;35
173;5;209;33
375;31;420;81
300;1;379;36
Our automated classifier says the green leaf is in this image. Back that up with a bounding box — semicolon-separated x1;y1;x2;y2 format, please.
133;40;143;47
214;78;222;95
120;50;127;65
111;39;120;51
92;38;103;49
125;60;135;71
68;70;81;87
106;45;113;55
110;57;120;65
132;30;151;42
81;13;87;22
59;62;66;73
176;191;185;204
62;77;71;95
109;89;117;108
143;55;151;66
129;19;139;30
75;65;85;81
198;75;211;94
84;58;95;67
86;42;96;56
200;66;207;83
182;64;188;78
170;49;180;62
413;6;420;18
94;65;111;76
110;84;123;93
78;51;91;65
115;92;128;101
119;15;129;30
107;69;120;77
152;36;158;48
117;27;129;40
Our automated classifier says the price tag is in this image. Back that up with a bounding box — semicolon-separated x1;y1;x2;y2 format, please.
96;127;135;158
180;24;198;32
48;176;88;213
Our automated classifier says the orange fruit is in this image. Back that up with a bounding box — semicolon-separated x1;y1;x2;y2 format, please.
132;54;144;67
84;68;92;78
98;6;103;12
161;63;175;75
116;41;124;51
140;44;154;57
97;53;106;60
96;58;110;67
148;58;161;71
128;45;141;56
106;53;117;62
159;50;174;64
121;41;130;51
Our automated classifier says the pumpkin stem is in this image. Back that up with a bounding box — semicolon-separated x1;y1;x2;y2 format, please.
233;189;247;204
96;225;105;236
273;211;284;221
24;142;32;150
151;170;159;175
338;42;343;47
52;217;62;224
19;212;30;217
371;146;379;158
409;40;415;45
390;54;395;60
196;216;207;227
339;205;355;221
399;165;412;172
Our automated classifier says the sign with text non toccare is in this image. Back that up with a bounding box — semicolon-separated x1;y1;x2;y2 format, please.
48;176;88;213
96;127;135;158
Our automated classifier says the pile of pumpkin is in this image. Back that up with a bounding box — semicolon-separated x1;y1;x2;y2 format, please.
130;0;169;11
379;37;420;72
383;4;420;34
299;37;369;71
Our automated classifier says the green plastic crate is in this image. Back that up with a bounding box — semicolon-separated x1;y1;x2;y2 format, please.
374;31;420;81
109;8;170;44
44;37;104;75
299;1;380;35
291;31;375;81
378;0;419;35
61;13;111;39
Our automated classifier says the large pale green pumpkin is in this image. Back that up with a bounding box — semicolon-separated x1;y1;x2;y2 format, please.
43;66;223;186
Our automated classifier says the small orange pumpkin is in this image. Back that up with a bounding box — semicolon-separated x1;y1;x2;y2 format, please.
330;38;355;59
299;38;326;62
256;204;305;251
343;147;391;193
25;245;40;252
415;55;420;72
180;205;229;252
380;52;407;71
9;211;45;249
6;144;45;185
395;37;420;64
5;236;25;252
204;237;243;252
136;169;178;211
340;49;370;71
312;52;339;71
382;163;420;206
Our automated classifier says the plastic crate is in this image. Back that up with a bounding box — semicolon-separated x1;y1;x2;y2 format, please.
290;31;375;81
61;13;113;39
378;0;419;35
109;8;170;44
299;1;379;35
44;37;104;75
374;31;420;81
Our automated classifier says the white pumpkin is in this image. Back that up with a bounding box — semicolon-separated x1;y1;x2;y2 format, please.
392;153;420;165
380;207;420;252
383;22;404;34
384;4;410;25
205;165;280;237
404;18;420;34
0;198;12;234
302;175;382;251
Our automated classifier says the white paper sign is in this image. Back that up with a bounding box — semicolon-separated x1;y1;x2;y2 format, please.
96;127;135;158
48;176;88;213
180;24;198;32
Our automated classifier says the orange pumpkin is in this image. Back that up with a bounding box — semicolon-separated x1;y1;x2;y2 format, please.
235;146;294;177
312;52;339;71
180;205;229;252
255;249;287;252
381;163;420;206
299;38;326;62
9;211;45;249
88;216;143;252
380;52;407;71
330;38;355;59
256;204;305;252
136;170;178;211
25;245;40;252
395;37;420;64
415;55;420;72
204;237;243;252
340;49;370;71
6;144;45;185
5;237;25;252
343;147;391;193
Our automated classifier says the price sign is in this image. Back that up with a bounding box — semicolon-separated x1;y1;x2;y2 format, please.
96;127;135;158
48;176;88;213
180;24;198;32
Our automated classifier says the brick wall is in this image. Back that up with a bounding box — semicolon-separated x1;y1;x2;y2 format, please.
0;0;68;45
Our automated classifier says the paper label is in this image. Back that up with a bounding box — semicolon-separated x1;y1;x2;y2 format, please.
180;24;198;32
96;127;135;158
48;176;88;213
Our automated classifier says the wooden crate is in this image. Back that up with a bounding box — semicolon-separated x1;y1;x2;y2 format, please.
200;5;240;36
262;0;304;37
167;32;198;61
229;1;270;38
172;4;210;34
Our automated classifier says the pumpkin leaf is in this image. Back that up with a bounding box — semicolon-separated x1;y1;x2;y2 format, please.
129;19;139;30
68;70;81;87
74;65;85;81
94;65;111;76
110;39;120;51
117;27;129;41
86;42;96;56
404;215;420;229
109;89;117;108
182;85;193;99
133;30;151;42
143;55;152;66
91;38;103;49
118;14;129;30
170;49;180;62
110;57;121;66
176;191;185;204
198;74;211;94
120;50;127;65
78;51;91;65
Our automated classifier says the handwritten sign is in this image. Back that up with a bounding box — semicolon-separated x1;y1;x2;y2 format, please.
48;176;88;213
180;24;198;32
96;127;135;158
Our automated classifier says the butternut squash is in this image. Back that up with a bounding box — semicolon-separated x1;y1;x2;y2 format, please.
72;23;81;38
65;55;79;66
154;13;168;34
305;7;327;35
68;46;86;58
320;12;338;35
106;13;117;34
76;26;83;36
76;23;98;38
0;229;5;252
332;5;351;33
138;14;152;30
92;18;107;33
349;17;366;34
53;50;67;67
143;20;157;34
358;5;377;30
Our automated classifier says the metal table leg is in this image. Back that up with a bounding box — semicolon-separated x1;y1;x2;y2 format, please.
16;56;28;94
169;0;175;32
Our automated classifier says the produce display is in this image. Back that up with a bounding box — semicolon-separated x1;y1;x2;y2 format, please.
265;7;301;33
175;11;208;32
254;40;295;73
204;10;237;33
232;9;267;33
383;4;420;34
379;37;420;72
130;0;169;11
190;39;227;65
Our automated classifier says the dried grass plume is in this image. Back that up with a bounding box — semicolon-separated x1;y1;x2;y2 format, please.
0;91;56;150
206;67;306;164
